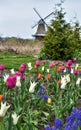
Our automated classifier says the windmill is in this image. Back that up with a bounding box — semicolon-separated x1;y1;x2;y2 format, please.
32;8;54;40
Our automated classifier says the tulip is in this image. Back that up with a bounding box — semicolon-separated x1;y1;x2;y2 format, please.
61;76;67;89
35;60;40;67
42;66;45;71
4;74;9;82
74;70;78;75
47;69;50;73
58;79;61;85
6;75;16;89
10;68;15;74
29;81;37;93
12;112;20;125
57;66;61;72
49;63;53;68
15;71;22;77
16;76;21;87
21;75;26;81
73;57;77;62
0;102;10;117
61;65;65;70
0;64;5;71
27;62;32;70
47;98;51;104
0;95;5;102
19;63;26;73
75;64;79;70
37;73;43;80
55;61;59;65
42;60;47;64
67;59;72;66
47;74;51;80
76;78;81;85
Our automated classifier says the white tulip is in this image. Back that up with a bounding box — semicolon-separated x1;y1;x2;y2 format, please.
75;63;79;70
27;62;32;70
12;112;20;125
66;74;70;83
42;66;45;71
29;81;37;93
3;74;9;82
64;68;66;73
16;76;21;87
47;69;50;73
10;69;15;74
76;78;81;85
71;68;74;74
61;77;67;89
0;102;10;117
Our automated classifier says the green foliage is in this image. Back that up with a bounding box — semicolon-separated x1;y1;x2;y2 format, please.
42;1;81;60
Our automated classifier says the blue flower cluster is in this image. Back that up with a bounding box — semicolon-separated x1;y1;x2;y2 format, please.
45;108;81;130
37;86;49;101
64;107;81;130
45;118;62;130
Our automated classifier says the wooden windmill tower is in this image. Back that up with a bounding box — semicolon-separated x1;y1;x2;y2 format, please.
32;8;54;40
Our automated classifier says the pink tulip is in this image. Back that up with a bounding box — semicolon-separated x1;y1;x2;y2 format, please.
73;57;77;62
61;65;65;70
19;63;26;73
6;75;16;89
55;61;59;65
15;71;22;76
0;64;5;71
67;60;72;66
42;60;47;64
21;76;26;81
35;60;40;67
49;63;53;68
74;70;78;75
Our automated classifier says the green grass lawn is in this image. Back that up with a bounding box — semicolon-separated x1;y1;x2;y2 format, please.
0;51;37;70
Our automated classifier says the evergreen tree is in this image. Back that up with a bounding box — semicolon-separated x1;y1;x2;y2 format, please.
42;0;81;60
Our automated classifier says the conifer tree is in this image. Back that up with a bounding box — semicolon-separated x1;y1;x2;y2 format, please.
42;0;81;60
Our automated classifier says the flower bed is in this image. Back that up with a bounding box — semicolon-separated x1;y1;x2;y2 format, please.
0;58;81;130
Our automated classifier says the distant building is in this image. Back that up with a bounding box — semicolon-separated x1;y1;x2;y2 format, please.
32;20;46;40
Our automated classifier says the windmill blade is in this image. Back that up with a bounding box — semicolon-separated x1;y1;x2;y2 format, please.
33;8;43;20
32;8;54;29
43;12;54;20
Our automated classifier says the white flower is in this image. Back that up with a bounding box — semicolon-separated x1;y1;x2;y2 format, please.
29;81;37;93
75;63;79;70
61;76;67;89
71;68;74;74
47;69;50;73
16;76;21;87
42;66;44;71
76;78;81;85
66;74;70;83
64;68;66;73
10;69;15;74
0;102;10;117
12;112;20;125
3;74;9;82
27;62;32;70
61;74;70;89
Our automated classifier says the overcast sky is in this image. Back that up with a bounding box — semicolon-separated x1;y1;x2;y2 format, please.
0;0;81;39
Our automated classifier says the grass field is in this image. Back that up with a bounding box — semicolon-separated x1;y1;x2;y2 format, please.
0;38;43;70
